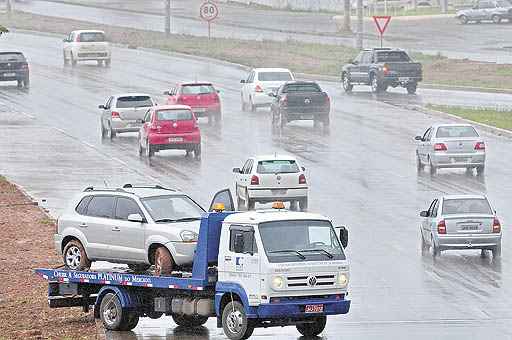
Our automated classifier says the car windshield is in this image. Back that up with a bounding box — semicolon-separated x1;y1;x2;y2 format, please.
497;0;511;7
181;84;215;95
442;198;493;215
282;84;321;92
116;96;153;108
141;195;204;222
258;72;293;81
257;160;300;174
259;220;345;263
79;32;106;42
0;53;25;62
376;51;411;62
436;126;479;138
156;109;193;121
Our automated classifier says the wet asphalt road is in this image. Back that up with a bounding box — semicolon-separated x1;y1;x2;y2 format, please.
1;32;512;339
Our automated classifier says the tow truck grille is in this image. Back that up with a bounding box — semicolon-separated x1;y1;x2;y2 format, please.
287;274;336;287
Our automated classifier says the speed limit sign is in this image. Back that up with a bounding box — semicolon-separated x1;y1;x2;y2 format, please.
200;1;218;22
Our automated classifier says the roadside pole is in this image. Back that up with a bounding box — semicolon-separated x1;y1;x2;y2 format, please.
440;0;448;13
165;0;171;36
343;0;351;32
356;0;363;49
6;0;13;18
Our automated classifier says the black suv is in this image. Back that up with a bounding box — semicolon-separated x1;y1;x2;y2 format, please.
0;51;29;88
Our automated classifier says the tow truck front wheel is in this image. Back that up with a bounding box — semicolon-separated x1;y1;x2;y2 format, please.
296;316;327;337
99;292;139;331
222;301;254;340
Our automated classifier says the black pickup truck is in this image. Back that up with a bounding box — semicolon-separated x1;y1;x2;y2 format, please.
341;48;422;94
0;52;30;88
269;81;330;128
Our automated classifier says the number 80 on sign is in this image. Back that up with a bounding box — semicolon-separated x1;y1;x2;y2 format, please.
200;1;219;22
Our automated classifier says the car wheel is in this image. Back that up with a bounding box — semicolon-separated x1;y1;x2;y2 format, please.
100;292;139;331
429;157;437;175
279;111;286;129
106;124;115;140
492;15;501;24
431;235;440;257
101;121;107;139
138;134;143;156
250;97;256;112
71;53;77;67
154;246;173;276
105;59;111;67
194;143;202;159
172;314;208;327
296;316;327;337
23;77;30;89
323;115;330;127
420;232;429;255
128;264;151;272
299;197;308;212
222;301;254;340
63;51;69;66
476;165;485;176
17;79;23;88
146;139;154;158
342;73;353;93
241;94;246;112
370;74;381;93
416;152;424;171
406;82;418;94
492;242;501;258
63;239;91;271
289;201;298;211
459;15;468;24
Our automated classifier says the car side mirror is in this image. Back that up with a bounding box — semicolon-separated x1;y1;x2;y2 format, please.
136;118;144;124
415;136;423;141
163;91;170;95
240;79;246;84
216;90;221;93
234;233;245;253
98;104;105;109
127;213;144;223
420;211;429;217
301;166;306;171
338;226;349;248
232;167;241;173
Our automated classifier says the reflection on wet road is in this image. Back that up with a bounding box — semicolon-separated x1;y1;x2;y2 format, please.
0;32;512;339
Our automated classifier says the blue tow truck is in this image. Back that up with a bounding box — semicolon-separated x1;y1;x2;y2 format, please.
36;190;351;339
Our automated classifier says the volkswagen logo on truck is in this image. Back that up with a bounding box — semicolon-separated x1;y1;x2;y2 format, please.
307;276;318;287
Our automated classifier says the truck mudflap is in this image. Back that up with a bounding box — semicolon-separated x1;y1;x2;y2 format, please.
256;296;350;319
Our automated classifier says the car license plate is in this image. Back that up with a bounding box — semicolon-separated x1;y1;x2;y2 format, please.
305;304;323;313
451;157;467;163
271;189;287;195
3;72;16;77
169;137;183;143
399;77;410;82
461;225;479;231
195;108;206;113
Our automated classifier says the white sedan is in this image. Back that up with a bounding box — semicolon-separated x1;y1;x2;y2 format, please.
63;30;111;66
240;68;294;112
233;155;308;211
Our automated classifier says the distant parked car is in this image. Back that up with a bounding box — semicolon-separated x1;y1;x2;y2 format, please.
415;124;486;175
63;30;111;66
240;68;294;112
233;154;308;211
55;184;205;275
164;82;221;124
100;93;156;139
420;195;502;258
455;0;512;24
0;51;29;88
138;105;201;158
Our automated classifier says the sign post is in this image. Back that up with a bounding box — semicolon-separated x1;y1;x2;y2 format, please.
200;1;219;40
372;16;391;48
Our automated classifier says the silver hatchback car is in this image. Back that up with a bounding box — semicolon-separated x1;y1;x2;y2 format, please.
420;195;502;258
55;185;205;275
415;124;486;175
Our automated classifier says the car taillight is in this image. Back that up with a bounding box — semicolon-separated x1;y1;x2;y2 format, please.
280;95;287;105
250;175;259;185
437;220;446;234
299;174;307;184
475;142;485;150
255;84;264;93
76;35;80;42
434;143;447;151
111;111;120;118
493;218;501;233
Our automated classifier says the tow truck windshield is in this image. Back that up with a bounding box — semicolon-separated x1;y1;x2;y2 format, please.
259;220;345;263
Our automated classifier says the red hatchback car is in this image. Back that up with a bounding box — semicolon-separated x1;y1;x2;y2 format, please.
164;82;221;124
138;105;201;158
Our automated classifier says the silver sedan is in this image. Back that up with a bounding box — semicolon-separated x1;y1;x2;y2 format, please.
420;195;502;258
415;124;486;175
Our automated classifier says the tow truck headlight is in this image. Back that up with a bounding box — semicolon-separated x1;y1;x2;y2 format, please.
180;230;198;242
337;273;349;287
272;276;285;290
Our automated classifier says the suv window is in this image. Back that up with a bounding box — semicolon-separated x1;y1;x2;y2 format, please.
0;53;26;62
85;196;115;218
75;196;92;215
361;52;372;64
115;197;143;220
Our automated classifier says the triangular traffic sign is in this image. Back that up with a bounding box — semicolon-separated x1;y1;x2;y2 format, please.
373;16;391;35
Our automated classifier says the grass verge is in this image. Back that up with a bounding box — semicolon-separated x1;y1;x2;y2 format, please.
1;11;512;89
427;104;512;130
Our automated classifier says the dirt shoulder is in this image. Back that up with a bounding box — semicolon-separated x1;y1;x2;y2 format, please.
0;176;97;339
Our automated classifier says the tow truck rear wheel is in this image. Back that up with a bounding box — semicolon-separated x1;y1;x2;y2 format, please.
296;316;326;337
222;301;254;340
172;314;208;327
154;246;173;276
99;292;139;331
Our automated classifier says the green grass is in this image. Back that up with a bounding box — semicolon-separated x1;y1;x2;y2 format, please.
427;105;512;130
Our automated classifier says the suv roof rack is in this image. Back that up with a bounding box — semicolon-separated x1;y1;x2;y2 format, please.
122;184;176;191
83;186;127;193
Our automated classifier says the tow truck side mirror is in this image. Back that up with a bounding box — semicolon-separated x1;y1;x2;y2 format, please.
234;233;245;253
339;226;348;248
98;104;105;109
163;90;170;95
232;167;241;173
415;136;423;141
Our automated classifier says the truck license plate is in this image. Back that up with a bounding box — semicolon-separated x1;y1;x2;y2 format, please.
3;72;16;77
305;304;323;313
169;137;183;143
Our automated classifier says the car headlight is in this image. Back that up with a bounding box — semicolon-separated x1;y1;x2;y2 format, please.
180;230;198;242
337;273;349;288
272;276;285;290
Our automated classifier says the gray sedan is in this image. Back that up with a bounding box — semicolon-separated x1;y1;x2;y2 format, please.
455;0;512;24
415;124;486;175
420;195;502;258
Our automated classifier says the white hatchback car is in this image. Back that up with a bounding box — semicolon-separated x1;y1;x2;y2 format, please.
63;30;111;67
240;68;294;112
233;155;308;211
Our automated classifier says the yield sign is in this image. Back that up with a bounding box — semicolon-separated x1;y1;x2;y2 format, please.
372;16;391;35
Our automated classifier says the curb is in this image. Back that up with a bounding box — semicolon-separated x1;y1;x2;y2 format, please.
420;83;512;95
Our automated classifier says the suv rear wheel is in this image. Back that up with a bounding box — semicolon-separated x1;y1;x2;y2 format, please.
459;15;468;24
342;73;353;93
370;74;381;93
63;239;91;270
154;246;173;276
